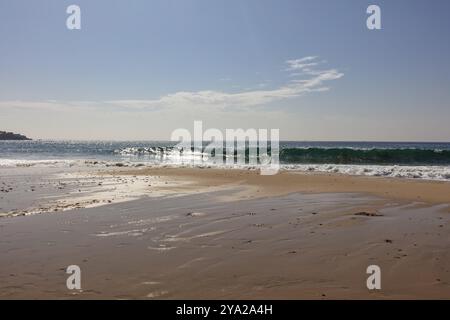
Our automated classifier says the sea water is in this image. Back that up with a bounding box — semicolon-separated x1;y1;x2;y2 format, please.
1;140;450;181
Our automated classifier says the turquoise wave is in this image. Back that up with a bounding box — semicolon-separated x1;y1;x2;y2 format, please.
279;148;450;165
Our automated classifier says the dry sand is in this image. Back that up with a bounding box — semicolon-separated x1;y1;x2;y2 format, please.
0;166;450;299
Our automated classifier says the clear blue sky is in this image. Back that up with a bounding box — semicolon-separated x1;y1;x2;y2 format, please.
1;0;449;141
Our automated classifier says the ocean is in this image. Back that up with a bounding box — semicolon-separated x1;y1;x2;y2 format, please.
1;140;450;181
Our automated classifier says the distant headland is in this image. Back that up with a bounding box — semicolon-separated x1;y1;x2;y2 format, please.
0;131;32;140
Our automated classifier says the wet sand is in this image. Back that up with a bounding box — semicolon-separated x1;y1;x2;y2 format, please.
114;167;450;205
1;166;450;299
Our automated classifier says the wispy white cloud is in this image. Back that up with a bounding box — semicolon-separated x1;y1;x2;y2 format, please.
285;56;319;71
107;57;342;110
0;56;343;112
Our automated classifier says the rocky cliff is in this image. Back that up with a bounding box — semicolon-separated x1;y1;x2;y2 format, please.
0;131;32;140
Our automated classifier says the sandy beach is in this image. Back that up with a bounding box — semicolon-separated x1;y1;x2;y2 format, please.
1;166;449;299
3;0;450;305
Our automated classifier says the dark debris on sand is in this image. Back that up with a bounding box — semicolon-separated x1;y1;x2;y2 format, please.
354;211;384;217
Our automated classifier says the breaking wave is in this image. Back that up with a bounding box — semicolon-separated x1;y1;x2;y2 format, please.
280;148;450;165
2;141;450;181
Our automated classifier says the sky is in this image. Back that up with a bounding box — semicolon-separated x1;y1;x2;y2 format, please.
0;0;450;141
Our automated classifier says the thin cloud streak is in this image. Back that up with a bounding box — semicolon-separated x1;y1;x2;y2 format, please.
0;56;343;112
106;56;343;111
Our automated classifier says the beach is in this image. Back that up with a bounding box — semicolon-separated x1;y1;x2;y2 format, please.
3;0;450;306
1;165;449;299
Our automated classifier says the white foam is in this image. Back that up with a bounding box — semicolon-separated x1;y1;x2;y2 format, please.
282;164;450;181
2;158;449;181
0;158;79;168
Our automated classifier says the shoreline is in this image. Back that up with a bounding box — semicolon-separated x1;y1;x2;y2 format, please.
2;166;450;219
1;166;450;219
